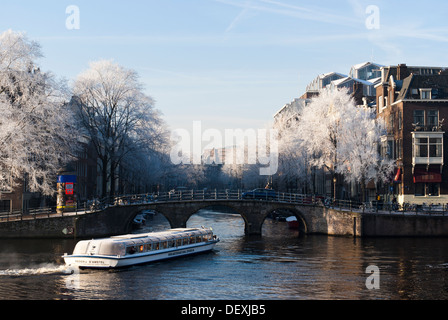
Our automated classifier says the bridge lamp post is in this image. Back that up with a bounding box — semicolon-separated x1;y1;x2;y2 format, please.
333;176;337;202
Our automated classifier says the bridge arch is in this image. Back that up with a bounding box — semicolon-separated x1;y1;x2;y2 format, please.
180;203;249;234
123;207;172;233
121;207;154;233
237;203;309;236
267;207;308;235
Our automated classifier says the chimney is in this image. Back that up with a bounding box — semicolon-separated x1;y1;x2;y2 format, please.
352;81;364;105
397;64;410;80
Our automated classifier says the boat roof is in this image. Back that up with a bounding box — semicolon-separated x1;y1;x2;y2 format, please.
87;228;213;245
71;228;215;256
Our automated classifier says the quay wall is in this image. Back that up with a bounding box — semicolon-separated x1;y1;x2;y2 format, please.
360;213;448;237
304;207;448;237
0;216;77;239
0;207;138;239
301;207;362;236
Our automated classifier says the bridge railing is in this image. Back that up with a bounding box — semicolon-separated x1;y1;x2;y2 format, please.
109;190;323;206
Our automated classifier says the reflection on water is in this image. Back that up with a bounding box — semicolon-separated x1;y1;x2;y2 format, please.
0;208;447;300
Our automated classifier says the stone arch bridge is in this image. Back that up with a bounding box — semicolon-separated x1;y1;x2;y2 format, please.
74;191;362;238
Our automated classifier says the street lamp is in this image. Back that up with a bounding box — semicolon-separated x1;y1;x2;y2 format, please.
333;176;337;202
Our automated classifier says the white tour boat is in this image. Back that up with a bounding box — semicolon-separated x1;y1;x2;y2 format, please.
63;227;219;269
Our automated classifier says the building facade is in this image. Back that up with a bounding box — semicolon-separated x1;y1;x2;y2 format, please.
376;64;448;205
0;181;38;214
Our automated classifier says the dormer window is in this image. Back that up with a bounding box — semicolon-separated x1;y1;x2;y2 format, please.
420;89;432;99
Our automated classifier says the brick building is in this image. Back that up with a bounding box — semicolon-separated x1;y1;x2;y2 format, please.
0;179;48;214
376;64;448;205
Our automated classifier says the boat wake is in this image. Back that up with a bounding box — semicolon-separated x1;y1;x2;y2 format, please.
0;264;73;276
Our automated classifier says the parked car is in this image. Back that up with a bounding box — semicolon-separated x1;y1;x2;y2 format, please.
169;186;188;195
242;188;278;200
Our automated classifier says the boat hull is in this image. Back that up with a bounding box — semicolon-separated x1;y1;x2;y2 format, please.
287;221;299;229
286;216;299;229
64;241;218;269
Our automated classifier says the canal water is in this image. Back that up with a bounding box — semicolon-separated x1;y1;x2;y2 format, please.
0;208;447;300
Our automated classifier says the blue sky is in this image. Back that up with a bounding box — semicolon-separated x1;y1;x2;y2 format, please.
2;0;448;134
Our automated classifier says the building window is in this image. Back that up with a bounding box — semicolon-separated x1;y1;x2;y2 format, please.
415;138;428;157
381;139;394;159
388;114;394;134
427;110;439;128
429;137;443;157
396;139;402;159
428;183;440;196
0;200;10;213
413;110;425;126
379;95;384;110
415;183;425;196
415;183;440;197
414;137;442;158
420;89;432;99
412;132;444;166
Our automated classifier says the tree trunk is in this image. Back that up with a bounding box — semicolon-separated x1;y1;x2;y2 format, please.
109;158;116;199
360;177;367;203
101;156;108;199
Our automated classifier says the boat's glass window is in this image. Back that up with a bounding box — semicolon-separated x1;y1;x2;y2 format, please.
189;236;195;244
161;241;168;249
196;236;202;243
168;240;175;248
176;239;182;247
154;242;160;250
126;246;137;255
139;245;145;253
146;243;152;251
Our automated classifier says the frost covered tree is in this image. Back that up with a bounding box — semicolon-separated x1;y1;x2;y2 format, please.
73;59;167;198
297;88;395;201
0;30;76;196
273;100;309;192
298;88;353;175
337;106;395;201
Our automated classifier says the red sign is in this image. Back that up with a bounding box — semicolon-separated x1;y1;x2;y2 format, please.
66;183;74;195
